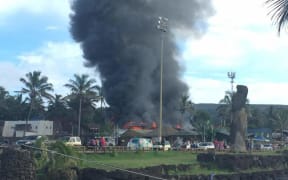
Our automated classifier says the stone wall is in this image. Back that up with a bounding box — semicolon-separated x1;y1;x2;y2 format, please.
197;153;288;171
78;167;288;180
1;147;288;180
0;147;36;180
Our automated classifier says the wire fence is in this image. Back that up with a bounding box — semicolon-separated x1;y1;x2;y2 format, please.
22;144;167;180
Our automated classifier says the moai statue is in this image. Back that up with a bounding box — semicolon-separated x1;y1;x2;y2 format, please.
230;85;248;152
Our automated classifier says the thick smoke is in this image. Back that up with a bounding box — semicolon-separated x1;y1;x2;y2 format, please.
70;0;213;125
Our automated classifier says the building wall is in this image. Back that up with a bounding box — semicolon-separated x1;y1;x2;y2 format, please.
2;120;53;137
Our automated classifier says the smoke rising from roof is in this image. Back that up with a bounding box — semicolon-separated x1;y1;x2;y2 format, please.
70;0;213;125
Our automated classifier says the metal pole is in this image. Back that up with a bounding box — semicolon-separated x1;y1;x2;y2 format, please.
227;72;236;93
157;16;168;142
78;97;82;137
227;72;235;125
159;33;164;142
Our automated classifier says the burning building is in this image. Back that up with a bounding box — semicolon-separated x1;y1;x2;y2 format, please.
70;0;214;125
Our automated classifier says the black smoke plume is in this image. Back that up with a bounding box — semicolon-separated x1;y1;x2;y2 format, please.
70;0;213;125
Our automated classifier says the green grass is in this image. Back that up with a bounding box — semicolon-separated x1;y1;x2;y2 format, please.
79;151;237;175
80;151;197;170
77;150;287;175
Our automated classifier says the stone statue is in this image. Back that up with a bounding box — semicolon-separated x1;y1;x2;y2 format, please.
230;85;248;152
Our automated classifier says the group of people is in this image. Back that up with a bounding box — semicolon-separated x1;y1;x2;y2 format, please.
213;139;225;150
88;136;106;147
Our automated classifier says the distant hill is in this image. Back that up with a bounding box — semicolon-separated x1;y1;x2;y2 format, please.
194;103;288;121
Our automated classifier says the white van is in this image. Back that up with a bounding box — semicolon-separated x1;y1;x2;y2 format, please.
62;136;82;146
127;138;153;150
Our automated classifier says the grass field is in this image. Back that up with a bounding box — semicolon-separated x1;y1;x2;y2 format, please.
80;151;198;170
77;150;285;175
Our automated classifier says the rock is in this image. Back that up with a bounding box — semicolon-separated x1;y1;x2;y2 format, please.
230;85;248;152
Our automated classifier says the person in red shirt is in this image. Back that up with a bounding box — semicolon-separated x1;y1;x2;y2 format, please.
100;137;106;150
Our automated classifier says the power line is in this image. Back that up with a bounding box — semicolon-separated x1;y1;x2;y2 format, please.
22;145;167;180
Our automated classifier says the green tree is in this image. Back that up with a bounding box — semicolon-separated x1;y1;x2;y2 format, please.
0;87;29;120
271;108;288;141
217;91;233;128
0;86;9;119
20;71;54;135
192;110;212;142
178;94;194;127
47;94;73;134
5;94;29;120
64;74;100;136
266;0;288;34
34;139;79;179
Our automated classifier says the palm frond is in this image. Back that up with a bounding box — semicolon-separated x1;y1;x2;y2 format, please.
266;0;288;34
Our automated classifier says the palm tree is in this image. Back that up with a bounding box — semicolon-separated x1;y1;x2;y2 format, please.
192;110;211;142
217;91;233;127
5;93;29;120
0;86;9;120
64;74;100;136
178;94;194;128
266;0;288;34
217;91;250;128
47;94;71;134
20;71;54;135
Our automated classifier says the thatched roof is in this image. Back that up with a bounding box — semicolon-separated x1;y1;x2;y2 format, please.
120;127;199;138
120;129;153;138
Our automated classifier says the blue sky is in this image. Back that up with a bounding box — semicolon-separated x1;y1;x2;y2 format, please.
0;0;288;105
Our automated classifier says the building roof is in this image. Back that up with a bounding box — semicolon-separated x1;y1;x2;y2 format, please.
120;127;199;138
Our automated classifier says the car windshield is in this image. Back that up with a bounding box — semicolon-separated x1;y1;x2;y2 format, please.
24;136;38;140
61;137;70;142
131;139;139;144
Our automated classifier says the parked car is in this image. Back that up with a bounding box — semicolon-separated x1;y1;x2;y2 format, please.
197;142;215;150
0;139;10;147
153;141;171;151
127;138;153;150
61;136;82;146
16;135;42;146
262;144;273;151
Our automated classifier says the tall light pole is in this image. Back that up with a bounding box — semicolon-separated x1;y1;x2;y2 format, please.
157;16;168;142
227;72;236;125
227;72;236;93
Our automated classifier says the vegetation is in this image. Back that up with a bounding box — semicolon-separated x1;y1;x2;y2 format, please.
192;110;213;142
34;139;80;179
80;151;197;170
0;71;106;136
178;94;194;127
20;71;54;121
1;70;288;138
32;149;286;176
64;74;100;136
266;0;288;34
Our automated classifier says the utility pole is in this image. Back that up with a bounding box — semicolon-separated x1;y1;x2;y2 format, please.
227;72;236;93
227;72;236;125
157;16;168;142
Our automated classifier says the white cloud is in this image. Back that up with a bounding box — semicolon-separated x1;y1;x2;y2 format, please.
183;76;228;104
1;41;99;96
0;61;24;91
45;26;60;31
182;75;288;105
247;82;288;105
181;0;285;69
0;0;71;23
180;0;288;104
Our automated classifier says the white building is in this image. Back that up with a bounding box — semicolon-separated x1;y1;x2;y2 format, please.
2;120;53;137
